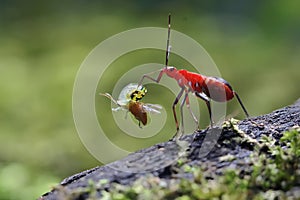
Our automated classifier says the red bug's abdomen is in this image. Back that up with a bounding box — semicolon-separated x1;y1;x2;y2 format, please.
202;77;234;102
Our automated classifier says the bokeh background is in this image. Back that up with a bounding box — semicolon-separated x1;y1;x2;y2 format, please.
0;1;299;199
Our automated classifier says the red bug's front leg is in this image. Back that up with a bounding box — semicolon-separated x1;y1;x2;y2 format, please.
138;69;165;87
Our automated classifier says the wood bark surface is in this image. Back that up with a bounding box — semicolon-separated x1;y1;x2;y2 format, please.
40;99;300;200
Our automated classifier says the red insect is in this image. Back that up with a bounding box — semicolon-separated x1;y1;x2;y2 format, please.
138;14;249;138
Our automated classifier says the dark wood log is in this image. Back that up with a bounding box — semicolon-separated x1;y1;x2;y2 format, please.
39;99;300;200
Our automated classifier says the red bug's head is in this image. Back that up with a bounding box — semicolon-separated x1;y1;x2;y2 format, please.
163;66;178;78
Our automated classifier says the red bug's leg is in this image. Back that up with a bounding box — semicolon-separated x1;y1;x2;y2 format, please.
177;90;193;138
233;91;249;118
205;101;213;127
195;92;213;127
138;69;164;87
178;92;187;138
171;87;185;140
184;92;199;129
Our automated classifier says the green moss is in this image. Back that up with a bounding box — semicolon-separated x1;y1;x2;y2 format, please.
223;118;261;149
251;127;300;191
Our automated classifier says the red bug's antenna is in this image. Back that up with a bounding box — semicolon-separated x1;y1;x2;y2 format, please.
165;14;171;68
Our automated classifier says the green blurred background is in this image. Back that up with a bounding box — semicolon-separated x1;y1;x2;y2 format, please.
0;1;299;199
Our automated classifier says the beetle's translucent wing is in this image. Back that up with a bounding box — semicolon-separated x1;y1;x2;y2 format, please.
112;107;126;112
142;103;162;114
